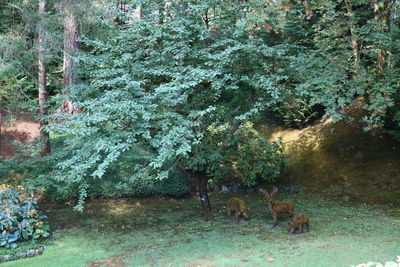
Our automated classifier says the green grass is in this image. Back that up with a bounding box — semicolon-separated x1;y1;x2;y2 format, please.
2;193;399;267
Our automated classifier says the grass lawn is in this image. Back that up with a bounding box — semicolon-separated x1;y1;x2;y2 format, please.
2;192;399;267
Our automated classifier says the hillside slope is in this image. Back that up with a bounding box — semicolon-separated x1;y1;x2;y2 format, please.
268;105;400;206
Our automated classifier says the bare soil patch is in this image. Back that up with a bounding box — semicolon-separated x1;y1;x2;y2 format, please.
0;112;40;158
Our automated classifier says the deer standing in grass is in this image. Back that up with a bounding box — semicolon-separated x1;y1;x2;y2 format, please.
260;187;294;228
227;197;249;224
288;213;310;234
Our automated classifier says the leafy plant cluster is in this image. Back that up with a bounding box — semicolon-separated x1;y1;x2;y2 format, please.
0;184;50;248
187;122;287;186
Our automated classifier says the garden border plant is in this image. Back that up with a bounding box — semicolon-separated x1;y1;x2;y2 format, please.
0;184;50;249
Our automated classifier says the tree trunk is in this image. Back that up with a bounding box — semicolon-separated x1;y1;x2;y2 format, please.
38;0;50;156
344;0;361;71
181;169;213;221
62;2;80;114
158;3;164;24
116;0;127;24
198;176;213;220
137;4;143;19
373;0;393;73
303;1;313;20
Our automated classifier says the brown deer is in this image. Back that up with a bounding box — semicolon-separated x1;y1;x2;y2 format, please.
288;213;310;234
227;197;249;224
260;187;294;228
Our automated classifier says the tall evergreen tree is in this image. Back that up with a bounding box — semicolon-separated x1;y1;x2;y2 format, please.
38;0;51;156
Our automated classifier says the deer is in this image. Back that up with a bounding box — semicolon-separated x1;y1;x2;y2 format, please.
288;213;310;234
227;197;249;224
260;187;294;228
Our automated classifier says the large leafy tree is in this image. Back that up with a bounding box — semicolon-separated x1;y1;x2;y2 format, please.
42;0;288;212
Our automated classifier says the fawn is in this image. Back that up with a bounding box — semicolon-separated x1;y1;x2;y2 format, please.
260;187;294;228
288;213;310;234
227;197;249;224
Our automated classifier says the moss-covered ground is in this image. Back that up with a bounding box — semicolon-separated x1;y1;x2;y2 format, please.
2;192;399;267
265;101;400;207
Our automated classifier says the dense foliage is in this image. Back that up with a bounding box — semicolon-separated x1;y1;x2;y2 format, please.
0;185;50;248
30;0;291;209
0;0;399;209
285;0;400;129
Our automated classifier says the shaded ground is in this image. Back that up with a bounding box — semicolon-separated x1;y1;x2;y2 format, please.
266;101;400;207
2;192;399;267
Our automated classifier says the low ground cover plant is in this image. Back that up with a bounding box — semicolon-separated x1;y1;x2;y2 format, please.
0;185;50;248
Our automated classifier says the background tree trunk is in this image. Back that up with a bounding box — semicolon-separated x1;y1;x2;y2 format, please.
344;0;361;71
158;2;164;24
62;1;80;114
373;0;393;73
38;0;50;156
181;169;214;221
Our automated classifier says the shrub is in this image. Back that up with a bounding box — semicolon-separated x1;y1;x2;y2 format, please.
87;169;189;198
271;100;323;129
0;158;16;180
0;185;50;248
187;122;287;186
27;164;190;202
157;169;189;197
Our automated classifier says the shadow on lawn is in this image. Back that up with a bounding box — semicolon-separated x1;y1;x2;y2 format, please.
21;192;400;267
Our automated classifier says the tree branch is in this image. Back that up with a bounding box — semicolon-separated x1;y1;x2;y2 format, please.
0;1;23;12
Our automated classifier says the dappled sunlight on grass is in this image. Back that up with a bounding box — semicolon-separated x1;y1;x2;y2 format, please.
3;192;399;266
